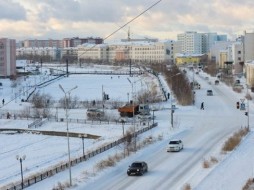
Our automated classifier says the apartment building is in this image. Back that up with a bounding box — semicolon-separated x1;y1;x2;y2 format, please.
78;43;108;62
23;39;62;48
77;40;174;64
61;47;78;62
131;40;174;63
63;37;103;48
16;47;61;61
177;31;228;55
177;31;202;54
209;41;233;64
231;42;244;74
245;61;254;87
243;31;254;62
0;38;16;77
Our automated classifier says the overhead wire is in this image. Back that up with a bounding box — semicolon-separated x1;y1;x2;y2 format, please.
78;0;163;59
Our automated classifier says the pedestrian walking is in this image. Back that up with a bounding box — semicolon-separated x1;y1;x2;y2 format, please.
2;99;4;105
200;102;204;110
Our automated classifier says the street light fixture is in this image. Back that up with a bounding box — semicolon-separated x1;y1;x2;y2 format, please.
16;155;26;189
170;73;181;129
59;84;78;186
127;78;136;152
79;134;87;157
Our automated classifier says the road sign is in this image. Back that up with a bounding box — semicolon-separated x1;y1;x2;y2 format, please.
240;103;246;111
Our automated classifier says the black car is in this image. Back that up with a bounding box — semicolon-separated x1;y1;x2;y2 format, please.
127;161;148;176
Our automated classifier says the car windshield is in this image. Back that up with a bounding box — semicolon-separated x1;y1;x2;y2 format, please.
131;163;142;167
169;141;179;144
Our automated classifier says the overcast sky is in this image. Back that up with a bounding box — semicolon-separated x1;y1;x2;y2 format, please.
1;0;254;42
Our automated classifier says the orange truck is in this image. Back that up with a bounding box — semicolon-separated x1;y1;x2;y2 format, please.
118;104;139;117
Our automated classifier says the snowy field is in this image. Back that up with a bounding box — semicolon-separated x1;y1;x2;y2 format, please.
1;64;254;190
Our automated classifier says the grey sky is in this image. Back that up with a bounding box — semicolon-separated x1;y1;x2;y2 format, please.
0;0;253;41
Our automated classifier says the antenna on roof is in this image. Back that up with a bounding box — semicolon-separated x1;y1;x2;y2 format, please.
128;27;131;42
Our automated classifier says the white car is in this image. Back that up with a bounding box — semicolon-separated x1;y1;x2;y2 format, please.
166;140;183;152
137;113;152;121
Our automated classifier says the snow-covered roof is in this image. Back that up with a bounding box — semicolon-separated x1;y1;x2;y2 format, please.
175;53;204;57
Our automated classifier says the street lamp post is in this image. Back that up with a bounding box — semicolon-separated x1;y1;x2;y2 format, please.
246;84;250;129
16;155;26;189
127;78;136;152
170;73;181;129
79;134;87;157
59;84;77;186
152;109;155;126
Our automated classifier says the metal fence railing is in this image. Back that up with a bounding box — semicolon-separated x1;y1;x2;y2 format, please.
3;122;158;190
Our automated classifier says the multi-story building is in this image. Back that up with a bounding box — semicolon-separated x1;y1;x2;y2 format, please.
177;31;228;55
245;61;254;87
0;38;16;77
77;40;174;64
63;37;103;48
16;47;61;61
177;31;202;54
243;31;254;62
61;47;78;62
78;43;108;63
202;33;218;54
209;41;233;64
231;42;244;74
23;39;62;48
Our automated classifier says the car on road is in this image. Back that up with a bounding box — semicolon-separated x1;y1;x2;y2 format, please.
166;140;183;152
137;113;152;121
127;161;148;176
207;90;213;96
86;108;104;118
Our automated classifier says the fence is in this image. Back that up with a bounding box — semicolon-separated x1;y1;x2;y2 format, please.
3;122;158;190
27;118;43;129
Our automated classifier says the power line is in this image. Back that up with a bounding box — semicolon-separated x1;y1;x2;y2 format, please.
78;0;162;58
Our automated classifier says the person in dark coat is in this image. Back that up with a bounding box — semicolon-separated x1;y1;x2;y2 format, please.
200;102;204;110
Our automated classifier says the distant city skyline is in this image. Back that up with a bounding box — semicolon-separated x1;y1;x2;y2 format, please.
0;0;253;41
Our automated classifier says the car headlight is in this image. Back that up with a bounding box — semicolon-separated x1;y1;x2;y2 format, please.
127;169;130;172
137;169;139;171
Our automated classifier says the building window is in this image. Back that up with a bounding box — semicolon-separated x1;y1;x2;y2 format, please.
0;43;4;49
238;51;241;54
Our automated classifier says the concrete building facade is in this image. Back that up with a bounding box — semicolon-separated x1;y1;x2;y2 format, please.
243;31;254;62
0;38;16;77
23;39;62;48
63;37;103;48
177;31;202;54
245;61;254;87
16;47;61;61
77;40;174;64
178;31;228;55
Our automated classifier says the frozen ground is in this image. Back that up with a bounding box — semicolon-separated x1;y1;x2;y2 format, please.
0;64;254;190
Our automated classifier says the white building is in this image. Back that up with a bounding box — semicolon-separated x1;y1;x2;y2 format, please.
177;31;202;54
202;33;218;54
78;43;108;62
177;31;228;55
245;61;254;87
209;41;233;65
16;47;61;61
231;42;244;74
77;40;174;64
243;31;254;62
